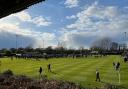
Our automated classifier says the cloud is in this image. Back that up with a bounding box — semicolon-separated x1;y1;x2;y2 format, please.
64;0;79;8
32;16;52;26
66;1;128;32
0;10;55;48
8;11;52;27
0;31;35;48
66;1;120;30
12;11;31;21
60;30;98;48
34;32;56;48
66;15;76;19
61;1;128;48
0;23;35;36
0;21;55;48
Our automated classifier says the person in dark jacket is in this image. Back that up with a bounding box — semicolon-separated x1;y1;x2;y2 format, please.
96;69;100;82
47;64;51;72
39;67;42;75
116;62;120;71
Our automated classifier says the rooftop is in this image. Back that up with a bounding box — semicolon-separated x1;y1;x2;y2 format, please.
0;0;45;19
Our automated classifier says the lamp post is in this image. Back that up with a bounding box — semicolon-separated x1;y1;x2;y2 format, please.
15;34;18;53
16;34;17;49
40;35;44;49
124;32;127;49
43;39;44;49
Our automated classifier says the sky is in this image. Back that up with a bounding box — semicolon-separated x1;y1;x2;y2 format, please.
0;0;128;49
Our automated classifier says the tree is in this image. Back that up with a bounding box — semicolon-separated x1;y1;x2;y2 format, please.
10;48;16;53
1;49;12;56
46;46;52;50
25;45;33;52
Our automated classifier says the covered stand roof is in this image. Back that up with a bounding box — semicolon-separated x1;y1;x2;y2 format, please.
0;0;45;19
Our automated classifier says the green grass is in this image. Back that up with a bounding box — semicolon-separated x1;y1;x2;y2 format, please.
0;55;128;88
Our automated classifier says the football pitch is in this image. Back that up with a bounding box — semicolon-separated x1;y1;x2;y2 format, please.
0;55;128;88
